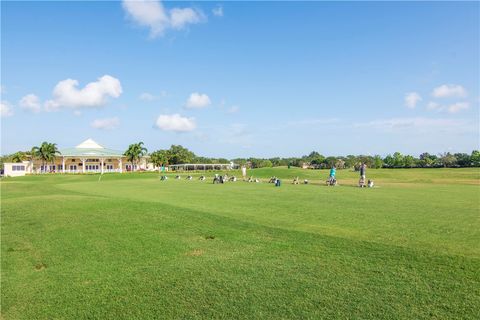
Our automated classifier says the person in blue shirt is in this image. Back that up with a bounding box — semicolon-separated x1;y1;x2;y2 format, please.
329;166;336;179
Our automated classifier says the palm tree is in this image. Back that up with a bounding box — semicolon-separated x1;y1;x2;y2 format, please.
11;152;27;163
150;150;169;172
31;142;61;173
124;142;147;172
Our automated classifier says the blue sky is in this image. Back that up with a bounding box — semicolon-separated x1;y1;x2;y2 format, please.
1;1;479;158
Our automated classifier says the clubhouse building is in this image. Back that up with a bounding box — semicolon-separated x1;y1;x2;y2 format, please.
3;139;153;177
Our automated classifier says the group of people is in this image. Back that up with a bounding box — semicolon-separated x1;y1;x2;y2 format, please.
327;163;374;187
162;164;374;188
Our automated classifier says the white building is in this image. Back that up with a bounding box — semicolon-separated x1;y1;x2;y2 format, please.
2;161;33;177
3;139;154;177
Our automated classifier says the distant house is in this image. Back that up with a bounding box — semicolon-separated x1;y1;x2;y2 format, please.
301;162;321;169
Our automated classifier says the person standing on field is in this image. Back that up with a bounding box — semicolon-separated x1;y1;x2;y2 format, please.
329;166;336;182
359;162;367;187
241;166;247;180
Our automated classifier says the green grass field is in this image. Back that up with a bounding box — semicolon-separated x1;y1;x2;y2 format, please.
1;168;479;319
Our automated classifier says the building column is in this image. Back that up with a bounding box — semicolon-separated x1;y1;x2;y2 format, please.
62;157;66;174
118;158;123;173
101;158;104;174
81;158;86;173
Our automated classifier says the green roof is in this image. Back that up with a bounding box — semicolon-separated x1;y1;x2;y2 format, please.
59;147;124;157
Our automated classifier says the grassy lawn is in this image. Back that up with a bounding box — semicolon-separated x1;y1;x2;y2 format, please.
1;168;479;319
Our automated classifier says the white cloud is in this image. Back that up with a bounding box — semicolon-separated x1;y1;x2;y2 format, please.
447;102;469;114
73;110;82;117
155;113;196;132
122;0;205;38
186;92;211;108
0;85;6;95
432;84;467;98
212;6;223;17
19;94;41;113
227;105;239;114
170;8;203;29
91;117;120;130
404;92;422;109
0;100;14;117
426;101;470;113
44;75;122;111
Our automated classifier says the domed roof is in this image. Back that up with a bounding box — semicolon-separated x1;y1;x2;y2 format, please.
75;138;104;149
59;139;124;157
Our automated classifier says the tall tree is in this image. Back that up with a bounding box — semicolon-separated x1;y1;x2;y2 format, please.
471;150;480;167
404;155;415;168
31;142;60;172
393;152;404;167
373;155;384;169
11;152;27;163
167;145;195;164
150;150;170;171
454;153;471;167
124;142;148;171
439;152;457;168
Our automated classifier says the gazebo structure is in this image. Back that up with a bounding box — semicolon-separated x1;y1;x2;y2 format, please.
56;139;126;173
30;139;151;174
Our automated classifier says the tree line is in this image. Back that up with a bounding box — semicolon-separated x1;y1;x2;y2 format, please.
233;150;480;169
1;142;479;170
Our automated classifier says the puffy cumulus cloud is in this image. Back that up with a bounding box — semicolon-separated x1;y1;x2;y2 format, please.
212;6;223;17
155;113;196;132
170;8;203;29
0;100;14;117
186;92;211;109
447;102;469;114
404;92;422;109
91;117;120;130
44;75;122;111
432;84;467;98
19;94;42;113
122;0;205;38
